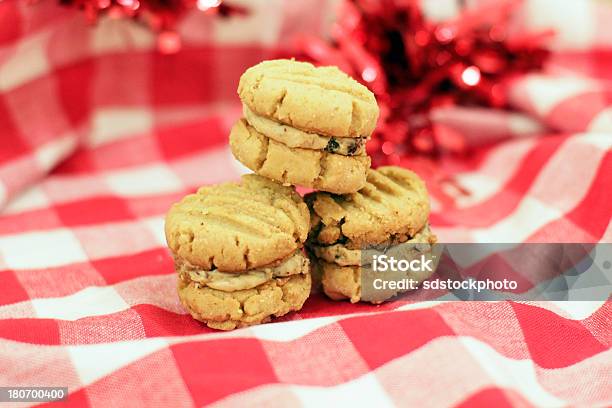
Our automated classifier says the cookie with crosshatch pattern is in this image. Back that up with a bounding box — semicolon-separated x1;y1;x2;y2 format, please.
231;59;379;194
165;174;312;329
306;166;437;303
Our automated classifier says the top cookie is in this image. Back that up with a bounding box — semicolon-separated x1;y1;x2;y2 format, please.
306;166;430;248
238;59;379;138
165;174;310;272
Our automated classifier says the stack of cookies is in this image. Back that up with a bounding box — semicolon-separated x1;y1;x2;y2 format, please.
230;59;379;194
165;59;436;330
165;174;312;330
306;166;437;304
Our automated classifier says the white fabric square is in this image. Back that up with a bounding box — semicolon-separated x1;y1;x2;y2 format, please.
89;108;154;147
525;0;595;50
525;75;596;115
294;373;395;407
43;173;110;205
0;229;88;269
31;285;129;320
105;164;183;196
68;339;167;385
74;219;159;261
91;17;154;54
588;108;612;132
0;181;8;209
142;216;166;246
0;31;51;91
172;146;240;187
3;186;50;214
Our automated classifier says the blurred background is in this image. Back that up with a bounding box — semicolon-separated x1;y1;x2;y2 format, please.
0;0;610;242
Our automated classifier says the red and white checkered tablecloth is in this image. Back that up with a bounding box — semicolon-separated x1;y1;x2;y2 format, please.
0;0;610;406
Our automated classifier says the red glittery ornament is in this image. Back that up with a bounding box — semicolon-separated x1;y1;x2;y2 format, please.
298;0;551;165
58;0;247;52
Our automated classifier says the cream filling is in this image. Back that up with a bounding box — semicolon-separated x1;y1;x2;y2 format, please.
311;225;434;267
179;251;309;292
244;106;367;156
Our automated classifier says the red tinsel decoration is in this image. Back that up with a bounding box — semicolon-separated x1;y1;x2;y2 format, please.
298;0;552;166
58;0;246;53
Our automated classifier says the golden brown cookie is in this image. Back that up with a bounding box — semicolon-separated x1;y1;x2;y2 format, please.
306;166;431;249
238;59;379;138
230;119;370;194
306;166;436;303
314;225;437;304
178;270;312;330
165;174;309;272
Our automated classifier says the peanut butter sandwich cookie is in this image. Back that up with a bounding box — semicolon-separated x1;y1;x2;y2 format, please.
230;59;379;194
306;166;437;304
165;174;312;330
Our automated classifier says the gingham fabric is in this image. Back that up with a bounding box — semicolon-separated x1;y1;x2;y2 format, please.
0;0;610;406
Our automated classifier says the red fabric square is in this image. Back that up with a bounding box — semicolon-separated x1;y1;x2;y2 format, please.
93;248;173;285
89;134;161;172
53;148;98;174
152;49;218;106
511;302;607;368
340;309;455;369
456;388;528;408
55;60;94;126
0;208;62;235
155;117;226;160
0;270;29;306
0;96;30;162
152;46;265;106
0;3;22;46
54;196;134;227
0;318;61;344
171;338;278;406
134;304;206;338
37;389;92;408
92;53;151;107
126;192;185;219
